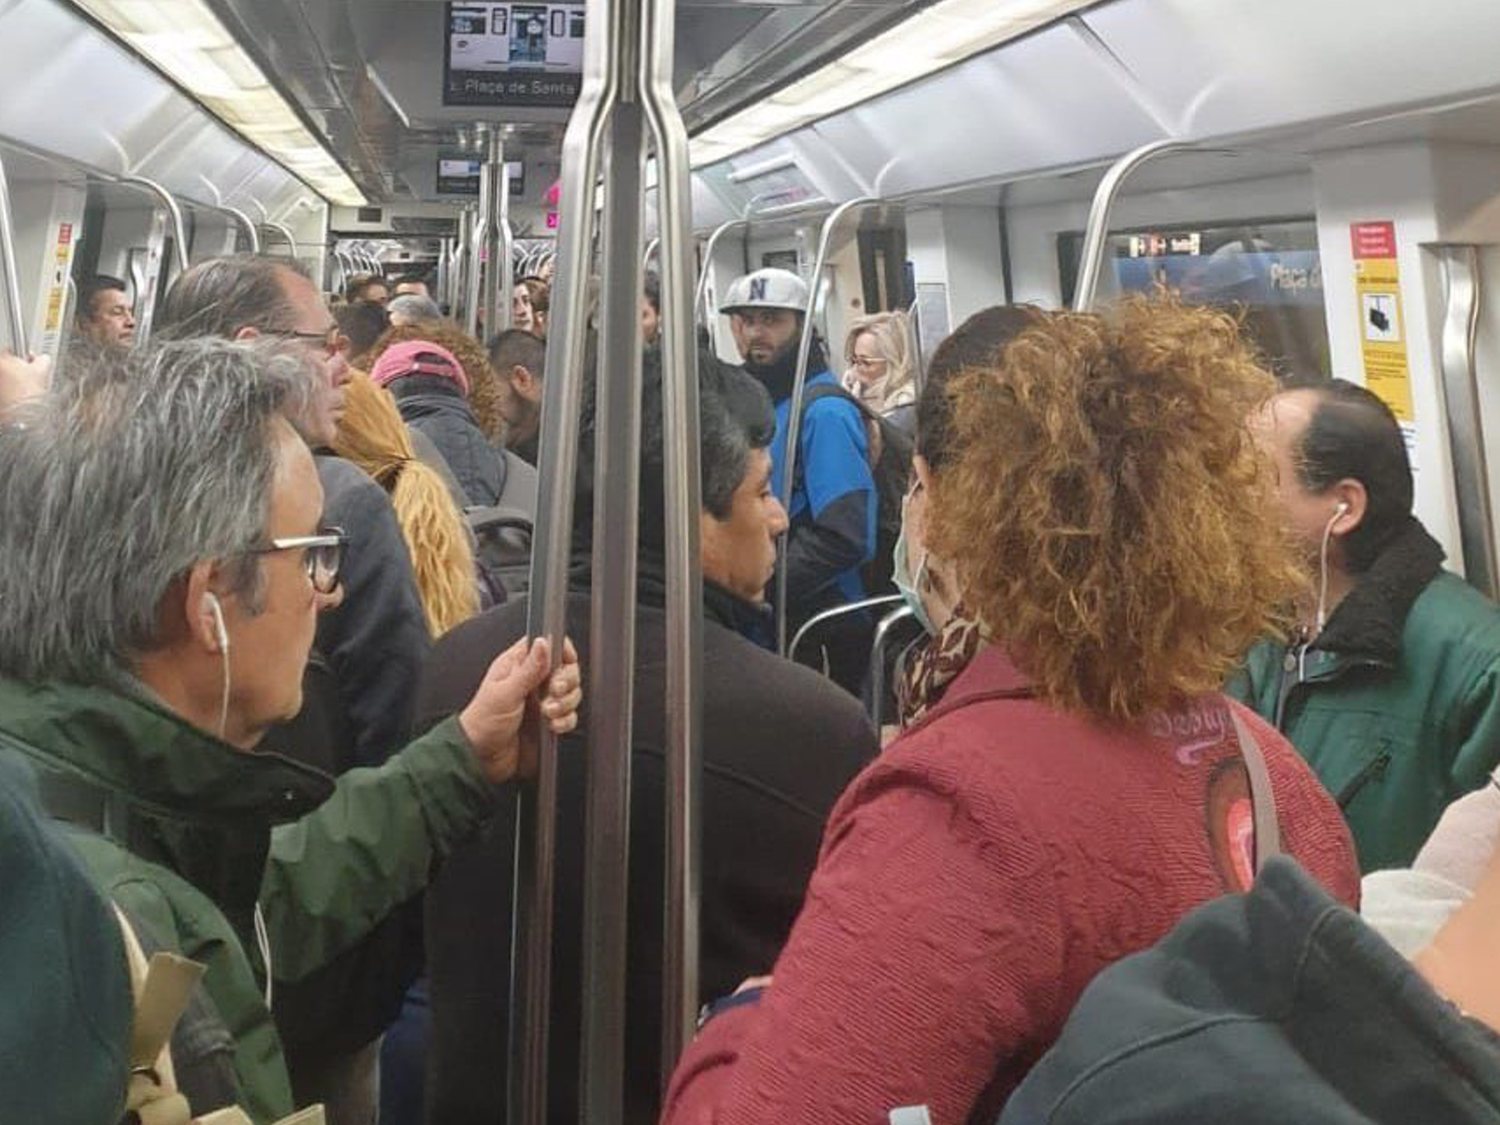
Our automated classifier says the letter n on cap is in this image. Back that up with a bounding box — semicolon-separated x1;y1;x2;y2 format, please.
749;278;768;302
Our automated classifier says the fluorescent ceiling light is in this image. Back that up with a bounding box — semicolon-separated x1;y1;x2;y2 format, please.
690;0;1095;169
65;0;367;206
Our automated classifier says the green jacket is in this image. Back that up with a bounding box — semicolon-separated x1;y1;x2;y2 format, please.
1229;519;1500;872
0;675;496;1124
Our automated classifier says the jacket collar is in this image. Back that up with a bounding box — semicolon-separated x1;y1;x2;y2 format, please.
1314;517;1445;666
907;644;1034;733
0;676;334;826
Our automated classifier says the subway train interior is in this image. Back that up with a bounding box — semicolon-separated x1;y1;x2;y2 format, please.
5;0;1500;1122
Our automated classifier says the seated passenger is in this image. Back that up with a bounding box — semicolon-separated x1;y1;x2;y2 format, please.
662;299;1362;1124
369;340;507;508
721;267;877;690
841;310;917;434
420;353;879;1124
331;372;480;637
75;274;136;348
0;340;580;1122
1001;819;1500;1124
1231;378;1500;870
158;253;430;771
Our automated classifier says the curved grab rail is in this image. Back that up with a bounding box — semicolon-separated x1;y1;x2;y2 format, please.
0;151;29;355
122;176;190;274
775;195;882;653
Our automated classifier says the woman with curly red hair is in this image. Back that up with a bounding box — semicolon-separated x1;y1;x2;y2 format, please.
663;299;1362;1124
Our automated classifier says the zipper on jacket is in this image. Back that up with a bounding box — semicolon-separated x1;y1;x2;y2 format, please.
1336;751;1392;809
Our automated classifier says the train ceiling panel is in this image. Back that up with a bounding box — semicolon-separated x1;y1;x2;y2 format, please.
0;0;319;219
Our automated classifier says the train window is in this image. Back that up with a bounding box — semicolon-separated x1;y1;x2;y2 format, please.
1058;217;1331;380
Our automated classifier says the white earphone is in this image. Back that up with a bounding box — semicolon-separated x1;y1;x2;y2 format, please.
1334;500;1350;518
206;593;229;654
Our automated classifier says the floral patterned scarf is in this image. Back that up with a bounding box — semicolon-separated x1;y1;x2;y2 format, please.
896;602;986;729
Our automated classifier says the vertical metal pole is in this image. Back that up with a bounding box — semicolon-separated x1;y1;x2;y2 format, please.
1434;244;1498;598
579;14;645;1119
499;150;515;334
455;208;476;330
122;176;190;273
467;194;487;339
641;0;704;1076
132;209;169;344
1071;139;1193;312
0;151;28;356
775;195;876;654
515;0;618;1114
480;129;509;339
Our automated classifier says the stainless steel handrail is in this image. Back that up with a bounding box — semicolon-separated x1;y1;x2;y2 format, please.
579;6;645;1113
641;0;704;1076
867;603;917;726
0;151;28;355
514;0;616;1113
1072;139;1199;312
776;195;879;653
478;129;515;339
788;593;904;663
122;176;190;274
260;221;299;259
693;217;747;325
1434;244;1498;598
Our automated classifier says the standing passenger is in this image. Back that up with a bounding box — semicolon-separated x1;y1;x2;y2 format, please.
720;267;877;690
420;352;878;1124
1232;378;1500;871
486;326;547;466
663;299;1361;1124
842;310;917;434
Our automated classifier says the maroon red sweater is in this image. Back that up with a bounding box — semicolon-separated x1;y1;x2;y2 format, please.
663;647;1360;1124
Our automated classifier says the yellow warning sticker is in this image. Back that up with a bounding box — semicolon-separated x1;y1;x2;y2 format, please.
1350;221;1412;422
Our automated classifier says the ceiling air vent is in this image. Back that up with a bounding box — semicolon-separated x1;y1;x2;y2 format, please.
357;206;384;224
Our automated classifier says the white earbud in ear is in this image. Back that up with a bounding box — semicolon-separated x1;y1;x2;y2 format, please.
206;593;229;655
1334;501;1350;517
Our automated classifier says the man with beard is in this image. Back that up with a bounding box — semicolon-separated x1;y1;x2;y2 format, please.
720;268;876;691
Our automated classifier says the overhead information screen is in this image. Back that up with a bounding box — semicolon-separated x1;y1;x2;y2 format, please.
436;156;526;197
444;3;585;108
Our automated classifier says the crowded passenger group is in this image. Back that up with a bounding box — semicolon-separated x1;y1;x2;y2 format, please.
1;249;1499;1125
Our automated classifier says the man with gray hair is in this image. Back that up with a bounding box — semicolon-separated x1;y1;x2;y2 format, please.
157;253;429;774
387;292;443;327
0;339;580;1121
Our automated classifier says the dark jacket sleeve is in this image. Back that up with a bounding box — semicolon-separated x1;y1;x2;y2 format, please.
784;401;876;607
316;457;431;767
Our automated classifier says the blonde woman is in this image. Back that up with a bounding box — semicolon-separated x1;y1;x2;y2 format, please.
842;310;916;432
332;372;480;637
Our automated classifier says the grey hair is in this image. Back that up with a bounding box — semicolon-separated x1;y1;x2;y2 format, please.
387;293;443;326
155;253;310;341
0;339;303;683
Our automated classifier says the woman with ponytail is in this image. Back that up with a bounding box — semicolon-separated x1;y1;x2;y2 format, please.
333;372;480;638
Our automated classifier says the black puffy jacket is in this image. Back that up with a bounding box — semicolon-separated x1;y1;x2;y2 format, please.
388;374;506;507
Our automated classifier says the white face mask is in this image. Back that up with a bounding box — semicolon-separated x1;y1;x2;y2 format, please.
893;482;934;635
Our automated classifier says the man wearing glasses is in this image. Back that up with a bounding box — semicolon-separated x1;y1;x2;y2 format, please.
0;340;580;1120
157;254;430;775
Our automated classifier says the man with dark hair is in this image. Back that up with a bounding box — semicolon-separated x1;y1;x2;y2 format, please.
421;352;878;1123
487;326;547;465
76;274;135;347
393;274;432;300
346;273;390;306
642;270;661;344
335;300;390;367
1234;377;1500;870
719;269;876;691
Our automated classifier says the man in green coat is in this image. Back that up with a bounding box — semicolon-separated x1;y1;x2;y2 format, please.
1231;378;1500;872
0;340;580;1122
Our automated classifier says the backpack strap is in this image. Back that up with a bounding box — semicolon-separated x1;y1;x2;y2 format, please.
114;905;203;1125
1229;708;1283;873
